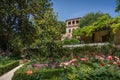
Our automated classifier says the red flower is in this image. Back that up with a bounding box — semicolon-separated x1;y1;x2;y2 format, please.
109;62;113;65
80;58;87;62
27;70;33;75
106;56;113;60
100;63;105;67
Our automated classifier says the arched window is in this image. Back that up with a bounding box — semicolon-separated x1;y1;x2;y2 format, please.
76;20;79;24
69;29;71;33
68;22;71;25
72;21;75;25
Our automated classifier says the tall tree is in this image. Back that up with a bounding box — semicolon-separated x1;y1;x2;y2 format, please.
115;0;120;12
57;21;66;34
79;12;107;28
0;0;56;53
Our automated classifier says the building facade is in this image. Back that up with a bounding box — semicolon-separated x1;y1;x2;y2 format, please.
66;18;80;34
61;18;80;40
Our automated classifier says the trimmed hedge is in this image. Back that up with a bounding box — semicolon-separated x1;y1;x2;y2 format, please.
12;66;65;80
63;38;80;45
0;60;19;76
61;44;118;58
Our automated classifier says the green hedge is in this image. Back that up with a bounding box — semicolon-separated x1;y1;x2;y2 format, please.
63;38;80;45
12;67;65;80
61;44;119;58
0;60;19;76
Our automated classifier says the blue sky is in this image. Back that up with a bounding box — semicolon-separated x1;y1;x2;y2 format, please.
51;0;119;21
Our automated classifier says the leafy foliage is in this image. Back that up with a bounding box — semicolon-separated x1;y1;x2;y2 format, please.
115;0;120;12
73;14;112;37
111;16;120;33
0;0;62;59
63;38;80;45
57;21;66;34
79;12;107;28
0;60;19;76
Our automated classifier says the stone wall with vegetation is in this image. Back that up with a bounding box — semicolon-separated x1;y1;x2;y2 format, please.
115;30;120;45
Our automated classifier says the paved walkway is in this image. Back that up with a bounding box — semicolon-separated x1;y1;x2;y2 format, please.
0;64;23;80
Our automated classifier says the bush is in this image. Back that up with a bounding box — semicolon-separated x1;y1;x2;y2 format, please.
12;66;65;80
0;60;19;76
61;44;120;58
63;38;80;45
66;62;120;80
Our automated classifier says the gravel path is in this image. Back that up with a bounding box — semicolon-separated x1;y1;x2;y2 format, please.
0;64;23;80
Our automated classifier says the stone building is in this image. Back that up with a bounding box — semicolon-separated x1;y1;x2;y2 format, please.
61;18;80;40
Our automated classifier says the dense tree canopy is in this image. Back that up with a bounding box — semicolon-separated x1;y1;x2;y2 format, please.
115;0;120;12
57;21;66;34
73;14;112;37
79;12;107;28
111;16;120;33
0;0;41;51
0;0;61;57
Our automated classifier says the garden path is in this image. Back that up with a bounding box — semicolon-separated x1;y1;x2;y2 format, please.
0;64;23;80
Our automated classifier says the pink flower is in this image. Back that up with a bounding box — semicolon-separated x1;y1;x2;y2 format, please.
117;61;120;66
60;62;70;67
80;58;87;62
96;55;104;60
69;59;77;63
106;56;113;60
32;63;40;68
44;64;48;67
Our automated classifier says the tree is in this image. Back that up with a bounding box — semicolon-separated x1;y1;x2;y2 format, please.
79;12;107;28
57;21;66;34
73;14;112;37
115;0;120;12
111;16;120;33
0;0;57;54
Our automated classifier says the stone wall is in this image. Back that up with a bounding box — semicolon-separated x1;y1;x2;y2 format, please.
115;30;120;45
94;30;109;43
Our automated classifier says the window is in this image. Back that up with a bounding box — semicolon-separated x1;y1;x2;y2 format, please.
72;21;75;24
76;20;79;24
69;29;71;33
68;22;71;25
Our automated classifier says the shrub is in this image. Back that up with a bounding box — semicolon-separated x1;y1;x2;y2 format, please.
66;62;120;80
61;44;120;59
0;60;19;76
63;38;80;45
12;66;65;80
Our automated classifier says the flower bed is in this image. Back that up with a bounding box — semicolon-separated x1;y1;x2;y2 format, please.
12;44;120;80
12;54;120;80
0;60;19;76
12;63;65;80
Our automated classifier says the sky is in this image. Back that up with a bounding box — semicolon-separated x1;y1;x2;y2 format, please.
51;0;119;21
